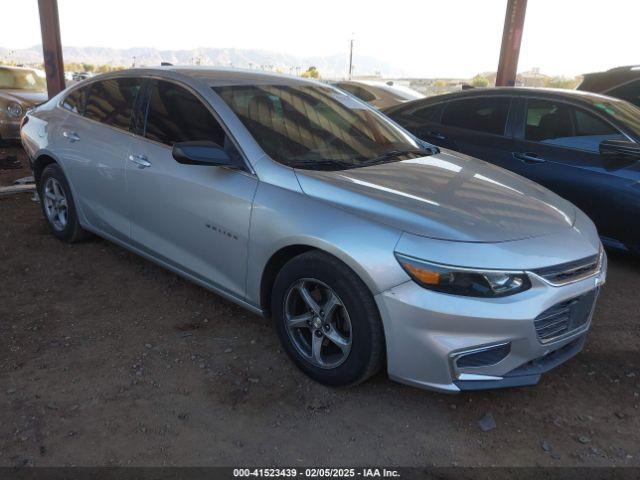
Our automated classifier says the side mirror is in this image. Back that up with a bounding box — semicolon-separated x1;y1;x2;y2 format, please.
172;141;240;168
599;139;640;159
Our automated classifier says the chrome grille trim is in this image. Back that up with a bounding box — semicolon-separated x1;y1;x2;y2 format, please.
530;249;602;286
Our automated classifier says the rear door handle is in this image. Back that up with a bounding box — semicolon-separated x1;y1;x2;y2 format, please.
62;130;80;142
128;154;151;168
513;152;546;164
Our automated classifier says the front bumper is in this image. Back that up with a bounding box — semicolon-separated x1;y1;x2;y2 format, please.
375;253;607;393
0;116;21;140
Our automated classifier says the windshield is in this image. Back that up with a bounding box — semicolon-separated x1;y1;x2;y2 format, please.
590;97;640;138
213;84;425;170
0;68;46;92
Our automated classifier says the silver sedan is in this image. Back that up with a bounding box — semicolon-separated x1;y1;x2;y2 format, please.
20;68;606;392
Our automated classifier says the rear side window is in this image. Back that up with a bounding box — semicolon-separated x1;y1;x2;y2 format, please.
84;78;142;131
525;99;623;152
441;97;510;135
61;86;88;114
607;79;640;108
144;80;226;146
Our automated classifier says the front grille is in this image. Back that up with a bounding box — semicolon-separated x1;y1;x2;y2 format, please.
532;254;599;285
456;343;511;368
534;289;598;342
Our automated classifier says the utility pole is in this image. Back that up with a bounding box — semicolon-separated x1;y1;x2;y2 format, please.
348;38;354;80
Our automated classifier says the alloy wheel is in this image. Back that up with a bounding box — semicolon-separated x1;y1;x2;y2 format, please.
43;177;68;231
283;278;352;369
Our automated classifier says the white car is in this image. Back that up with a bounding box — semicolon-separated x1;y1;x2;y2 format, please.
334;80;424;109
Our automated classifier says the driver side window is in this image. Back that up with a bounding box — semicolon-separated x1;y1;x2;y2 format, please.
524;99;624;153
144;80;241;161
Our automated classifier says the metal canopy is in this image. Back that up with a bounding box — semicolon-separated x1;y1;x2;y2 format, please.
37;0;528;97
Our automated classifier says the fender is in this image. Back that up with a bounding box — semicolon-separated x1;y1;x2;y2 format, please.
31;148;91;229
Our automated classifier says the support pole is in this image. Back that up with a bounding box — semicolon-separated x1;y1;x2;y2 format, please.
348;39;354;79
495;0;527;87
38;0;65;98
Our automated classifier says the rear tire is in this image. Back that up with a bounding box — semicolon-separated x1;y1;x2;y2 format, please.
39;163;92;243
272;251;385;387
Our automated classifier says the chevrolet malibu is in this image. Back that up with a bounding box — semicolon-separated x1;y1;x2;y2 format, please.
21;68;607;392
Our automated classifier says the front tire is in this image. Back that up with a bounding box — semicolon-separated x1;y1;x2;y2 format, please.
272;251;385;387
39;163;92;243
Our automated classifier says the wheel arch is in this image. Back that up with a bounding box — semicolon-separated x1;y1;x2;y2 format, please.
260;244;317;317
32;150;63;188
31;150;89;230
259;241;381;318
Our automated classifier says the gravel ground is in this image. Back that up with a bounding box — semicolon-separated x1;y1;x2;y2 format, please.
0;162;639;467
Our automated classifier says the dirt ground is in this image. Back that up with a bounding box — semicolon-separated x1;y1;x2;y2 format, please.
0;146;32;187
0;156;639;468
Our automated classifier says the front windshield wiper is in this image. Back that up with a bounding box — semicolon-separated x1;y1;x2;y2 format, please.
289;159;353;171
289;147;437;171
357;148;435;168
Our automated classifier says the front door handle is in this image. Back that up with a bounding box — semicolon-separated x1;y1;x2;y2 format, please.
62;130;80;142
128;154;151;168
513;152;546;164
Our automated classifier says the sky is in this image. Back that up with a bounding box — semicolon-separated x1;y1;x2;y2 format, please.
2;0;638;78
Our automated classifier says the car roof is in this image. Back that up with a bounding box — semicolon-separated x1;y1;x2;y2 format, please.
336;80;425;100
384;86;625;113
115;66;323;87
425;86;611;101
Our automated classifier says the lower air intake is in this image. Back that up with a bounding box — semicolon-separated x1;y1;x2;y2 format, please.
534;289;598;343
455;343;511;368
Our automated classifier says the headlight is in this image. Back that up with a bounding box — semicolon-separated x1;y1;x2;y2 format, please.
395;253;531;298
7;102;23;118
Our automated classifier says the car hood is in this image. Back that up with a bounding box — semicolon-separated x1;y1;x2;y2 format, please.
0;89;48;106
294;149;577;243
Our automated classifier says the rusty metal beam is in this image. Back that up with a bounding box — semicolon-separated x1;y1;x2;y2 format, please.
38;0;65;98
495;0;527;87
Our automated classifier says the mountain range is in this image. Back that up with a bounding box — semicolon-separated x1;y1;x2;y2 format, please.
0;45;406;79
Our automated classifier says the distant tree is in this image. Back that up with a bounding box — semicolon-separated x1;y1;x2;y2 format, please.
301;66;320;79
544;76;580;89
95;64;119;73
470;74;490;87
64;62;83;72
62;63;126;74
